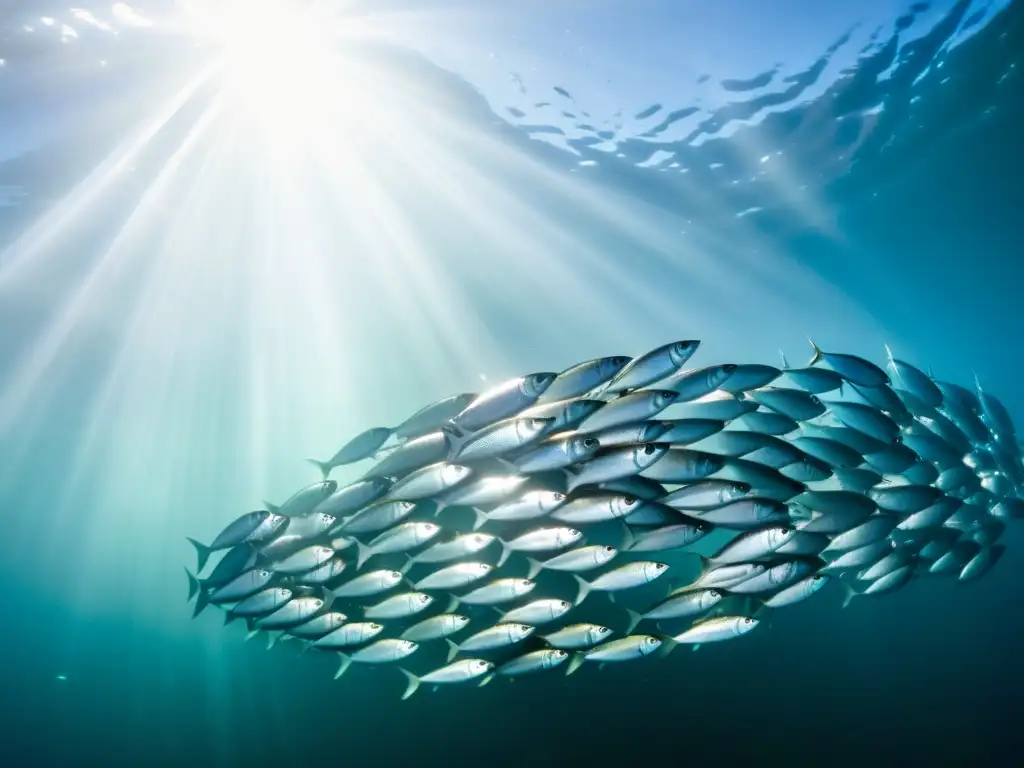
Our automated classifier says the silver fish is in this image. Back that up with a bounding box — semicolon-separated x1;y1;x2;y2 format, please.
541;624;613;650
550;493;641;524
498;599;573;625
514;435;601;473
659;364;738;402
454;578;535;606
526;544;618;579
747;387;825;422
625;588;723;632
313;477;394;518
457;623;534;653
807;340;889;387
394;394;477;441
494;649;569;676
356;523;441;569
569;635;662;674
307;427;393;479
728;559;817;594
821;540;893;574
692;498;789;529
573;561;668;605
587;421;669;449
273;545;335;575
474;490;566;529
497;527;583;567
577;390;678;433
790;436;864;469
188;511;287;572
822;515;898;553
450;417;554;462
335;639;418;679
824;401;900;444
601;341;700;393
660;480;752;510
266;482;337;519
452;373;557;433
687;560;765;590
387;462;473;501
435;474;529;515
401;613;471;644
738;410;800;436
364;430;451;480
415;562;492;591
672;616;759;644
338;500;418;535
566;443;668;492
365;592;434;620
405;532;497;567
638;447;722;484
958;545;1006;583
763;574;829;608
518;398;605;431
400;659;494;699
709;525;794;565
538;356;632;402
257;595;327;628
228;587;292;618
885;352;942;407
868;485;943;514
314;621;384;648
331;569;404;598
622;522;711;553
656;418;726;444
720;364;781;393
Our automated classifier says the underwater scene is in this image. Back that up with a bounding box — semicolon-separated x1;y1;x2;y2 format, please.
1;1;1023;766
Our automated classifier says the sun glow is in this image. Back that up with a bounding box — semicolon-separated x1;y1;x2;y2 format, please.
180;0;341;132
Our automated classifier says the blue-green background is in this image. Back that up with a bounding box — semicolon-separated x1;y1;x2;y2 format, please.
1;1;1021;765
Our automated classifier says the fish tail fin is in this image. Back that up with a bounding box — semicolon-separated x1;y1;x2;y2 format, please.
445;638;459;663
471;508;490;531
491;606;506;620
267;631;283;650
840;579;859;609
525;558;544;580
433;500;448;517
224;610;239;626
620;523;636;552
807;337;823;367
444;595;459;614
399;669;421;700
400;555;415;576
355;542;373;570
566;652;586;676
779;349;791;370
185;568;201;601
496;543;512;569
624;608;642;634
306;458;332;481
187;538;213;573
191;589;210;619
572;575;591;607
334;653;353;680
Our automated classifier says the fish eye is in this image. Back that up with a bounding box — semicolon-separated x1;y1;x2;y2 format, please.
744;617;754;625
553;492;566;501
656;563;667;570
893;436;903;444
390;571;401;578
814;575;826;582
624;496;638;506
561;601;571;609
642;444;656;455
605;546;615;552
570;529;581;536
315;600;323;607
523;579;534;586
710;590;721;598
599;626;611;634
371;623;382;630
583;438;599;448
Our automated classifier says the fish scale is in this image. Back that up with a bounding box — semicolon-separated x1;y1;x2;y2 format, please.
187;341;1022;698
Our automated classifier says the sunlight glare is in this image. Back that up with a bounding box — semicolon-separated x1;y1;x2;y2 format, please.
181;0;340;135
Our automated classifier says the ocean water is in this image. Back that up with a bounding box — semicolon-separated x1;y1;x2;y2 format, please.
0;1;1022;765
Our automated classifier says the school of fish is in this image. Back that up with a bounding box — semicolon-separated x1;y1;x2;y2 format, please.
185;339;1022;700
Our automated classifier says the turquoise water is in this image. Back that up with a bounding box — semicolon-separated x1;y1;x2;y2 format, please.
1;1;1021;765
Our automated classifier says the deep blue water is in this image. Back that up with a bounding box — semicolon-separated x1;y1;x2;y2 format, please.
1;1;1022;765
